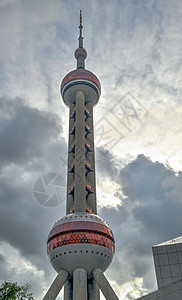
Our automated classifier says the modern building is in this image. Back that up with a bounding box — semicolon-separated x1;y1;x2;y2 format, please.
153;236;182;289
136;236;182;300
42;11;119;300
137;279;182;300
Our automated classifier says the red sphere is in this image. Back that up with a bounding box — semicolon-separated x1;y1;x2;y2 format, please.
61;69;101;107
47;213;115;274
47;218;114;254
61;69;101;92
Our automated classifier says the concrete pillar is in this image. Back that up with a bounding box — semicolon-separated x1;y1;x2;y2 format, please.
42;269;68;300
85;103;97;213
88;278;100;300
73;268;87;300
74;91;86;212
77;54;85;69
64;279;72;300
67;104;75;214
92;268;119;300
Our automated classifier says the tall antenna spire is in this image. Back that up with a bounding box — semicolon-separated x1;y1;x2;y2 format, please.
79;10;83;47
75;10;87;69
80;9;82;26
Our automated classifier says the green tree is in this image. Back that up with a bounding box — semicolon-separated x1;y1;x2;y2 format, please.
0;281;35;300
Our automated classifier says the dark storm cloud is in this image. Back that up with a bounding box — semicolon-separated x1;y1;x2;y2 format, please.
99;154;182;292
119;154;170;200
0;253;11;280
118;154;182;240
95;147;119;180
0;97;67;296
0;97;62;166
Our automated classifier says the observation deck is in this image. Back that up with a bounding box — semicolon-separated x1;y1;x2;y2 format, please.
61;69;101;107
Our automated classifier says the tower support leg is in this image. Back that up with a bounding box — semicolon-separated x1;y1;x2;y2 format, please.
73;268;87;300
42;269;68;300
64;279;73;300
92;268;119;300
88;278;100;300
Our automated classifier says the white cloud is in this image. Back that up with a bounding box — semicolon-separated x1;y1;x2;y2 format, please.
0;242;46;298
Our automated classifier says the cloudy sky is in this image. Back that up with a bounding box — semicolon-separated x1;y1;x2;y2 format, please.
0;0;182;299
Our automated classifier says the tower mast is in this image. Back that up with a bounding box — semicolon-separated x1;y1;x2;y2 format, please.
65;10;98;214
43;12;119;300
79;10;83;48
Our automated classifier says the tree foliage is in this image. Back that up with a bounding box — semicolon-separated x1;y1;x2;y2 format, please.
0;281;35;300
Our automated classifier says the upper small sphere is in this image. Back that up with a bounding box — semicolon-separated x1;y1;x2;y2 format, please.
61;69;101;107
74;47;87;60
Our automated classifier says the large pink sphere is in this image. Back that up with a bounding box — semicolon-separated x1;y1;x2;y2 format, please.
47;212;115;275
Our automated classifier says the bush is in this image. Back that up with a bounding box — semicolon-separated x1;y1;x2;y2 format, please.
0;281;35;300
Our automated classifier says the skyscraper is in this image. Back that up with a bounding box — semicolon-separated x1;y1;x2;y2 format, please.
42;11;119;300
136;236;182;300
153;237;182;289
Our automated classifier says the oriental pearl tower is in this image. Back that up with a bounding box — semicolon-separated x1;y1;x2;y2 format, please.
43;11;119;300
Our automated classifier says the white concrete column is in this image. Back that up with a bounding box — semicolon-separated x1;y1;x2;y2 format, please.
42;269;68;300
85;103;97;214
67;104;75;214
73;268;87;300
77;55;85;69
88;278;100;300
74;91;86;212
92;268;119;300
64;279;72;300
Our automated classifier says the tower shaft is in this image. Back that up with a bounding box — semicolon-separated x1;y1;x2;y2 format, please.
67;92;97;214
75;91;86;211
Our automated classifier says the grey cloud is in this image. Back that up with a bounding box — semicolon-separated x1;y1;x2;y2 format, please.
0;253;13;281
118;154;182;241
0;97;65;168
99;204;129;228
118;154;169;200
0;97;67;297
96;147;119;180
0;248;48;298
99;154;182;292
